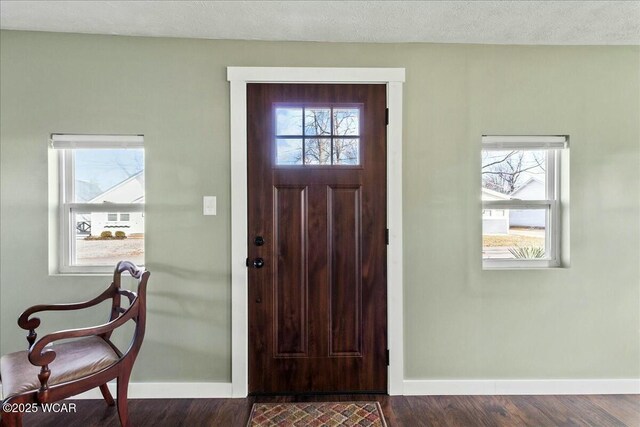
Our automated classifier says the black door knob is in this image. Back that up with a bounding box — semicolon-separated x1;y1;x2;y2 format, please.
253;258;265;268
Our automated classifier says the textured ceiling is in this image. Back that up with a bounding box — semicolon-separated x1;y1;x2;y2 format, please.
1;1;639;45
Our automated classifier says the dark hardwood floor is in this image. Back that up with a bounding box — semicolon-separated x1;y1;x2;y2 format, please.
18;394;639;426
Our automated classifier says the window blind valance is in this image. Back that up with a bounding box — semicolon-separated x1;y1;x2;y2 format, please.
50;134;144;149
482;135;569;150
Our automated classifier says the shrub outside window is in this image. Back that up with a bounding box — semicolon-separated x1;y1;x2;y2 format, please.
482;135;568;268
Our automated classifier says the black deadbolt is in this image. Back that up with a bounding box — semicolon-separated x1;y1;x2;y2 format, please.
254;236;265;246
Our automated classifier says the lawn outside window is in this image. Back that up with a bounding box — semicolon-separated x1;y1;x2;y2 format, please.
482;135;568;269
51;134;145;273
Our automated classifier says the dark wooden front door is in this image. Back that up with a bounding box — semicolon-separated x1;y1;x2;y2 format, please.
247;84;387;394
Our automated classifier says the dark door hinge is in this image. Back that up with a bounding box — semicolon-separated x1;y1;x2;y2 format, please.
385;108;389;125
386;349;390;366
385;229;389;245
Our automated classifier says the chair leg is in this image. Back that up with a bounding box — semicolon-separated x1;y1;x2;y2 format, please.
99;383;116;406
116;372;132;427
0;410;23;427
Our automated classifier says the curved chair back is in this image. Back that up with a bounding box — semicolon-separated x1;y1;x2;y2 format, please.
103;260;150;362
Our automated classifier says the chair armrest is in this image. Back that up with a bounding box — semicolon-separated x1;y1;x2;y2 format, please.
28;300;139;367
17;284;117;332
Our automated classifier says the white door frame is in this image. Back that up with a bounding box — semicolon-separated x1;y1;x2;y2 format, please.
227;67;405;397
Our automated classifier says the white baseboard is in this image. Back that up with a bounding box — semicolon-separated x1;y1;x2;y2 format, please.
403;379;640;395
73;382;234;399
3;380;638;400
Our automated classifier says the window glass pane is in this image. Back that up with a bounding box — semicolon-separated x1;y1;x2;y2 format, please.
333;108;360;136
276;138;303;165
482;208;547;259
304;108;331;136
107;213;118;221
73;211;144;266
120;213;130;221
304;138;331;165
274;106;362;167
333;138;360;165
481;150;546;199
276;107;303;136
73;149;145;203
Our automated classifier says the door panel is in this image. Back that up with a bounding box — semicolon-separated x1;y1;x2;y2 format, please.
273;186;308;357
248;83;387;394
328;186;362;356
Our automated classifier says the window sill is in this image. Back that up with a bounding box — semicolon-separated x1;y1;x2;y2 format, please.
50;272;112;277
482;259;563;270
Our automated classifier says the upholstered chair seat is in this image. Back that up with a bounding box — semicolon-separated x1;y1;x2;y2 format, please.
1;336;120;398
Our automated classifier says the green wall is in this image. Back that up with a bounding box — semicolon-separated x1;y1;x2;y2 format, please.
1;31;638;383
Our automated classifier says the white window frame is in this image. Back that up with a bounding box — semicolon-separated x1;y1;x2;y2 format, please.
482;135;568;269
51;134;144;274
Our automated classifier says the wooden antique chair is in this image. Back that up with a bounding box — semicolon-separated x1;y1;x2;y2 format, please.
0;261;150;427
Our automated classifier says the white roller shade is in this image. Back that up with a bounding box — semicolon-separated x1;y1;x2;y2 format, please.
482;135;569;150
50;134;144;149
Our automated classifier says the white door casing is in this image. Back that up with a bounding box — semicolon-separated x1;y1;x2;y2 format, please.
227;67;405;397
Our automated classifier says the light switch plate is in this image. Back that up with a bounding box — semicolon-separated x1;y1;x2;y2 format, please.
203;196;217;215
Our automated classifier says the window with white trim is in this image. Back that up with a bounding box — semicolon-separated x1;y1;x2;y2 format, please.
51;134;145;273
482;135;568;268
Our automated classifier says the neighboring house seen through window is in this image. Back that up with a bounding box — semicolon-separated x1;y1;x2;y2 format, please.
482;135;568;268
51;134;145;273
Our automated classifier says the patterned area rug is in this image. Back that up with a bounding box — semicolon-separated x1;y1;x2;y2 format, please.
247;401;387;427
